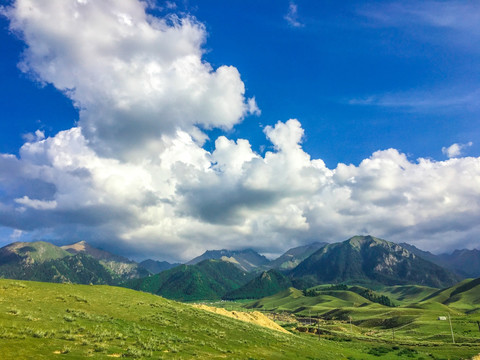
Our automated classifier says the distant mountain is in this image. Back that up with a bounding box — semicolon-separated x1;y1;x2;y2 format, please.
291;235;460;288
186;249;269;272
139;259;180;274
401;243;480;278
437;249;480;278
0;241;115;284
123;259;253;301
223;269;293;300
0;241;71;265
267;242;327;271
0;240;147;285
61;240;149;280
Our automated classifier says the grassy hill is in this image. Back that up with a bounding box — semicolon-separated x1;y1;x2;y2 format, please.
123;259;253;301
377;284;439;304
2;278;458;360
422;277;480;313
0;279;328;359
1;279;478;359
223;269;293;300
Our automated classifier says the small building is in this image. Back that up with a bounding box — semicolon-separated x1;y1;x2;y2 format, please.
438;316;447;321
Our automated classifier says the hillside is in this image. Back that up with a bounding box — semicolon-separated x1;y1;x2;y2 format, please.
0;251;116;284
438;249;480;278
123;259;254;301
266;242;327;270
186;249;269;272
422;277;480;312
139;259;180;274
0;241;71;265
291;235;460;288
223;269;293;300
0;279;372;359
379;284;439;304
61;241;150;279
0;241;146;285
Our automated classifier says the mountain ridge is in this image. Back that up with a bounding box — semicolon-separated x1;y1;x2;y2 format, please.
186;248;269;272
291;235;460;288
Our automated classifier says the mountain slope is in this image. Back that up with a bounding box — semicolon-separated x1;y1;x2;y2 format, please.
267;242;327;270
223;269;293;300
139;259;180;274
0;241;72;265
186;249;269;272
438;249;480;278
401;243;480;278
123;259;253;301
61;240;150;279
291;235;460;288
0;252;116;284
0;241;146;285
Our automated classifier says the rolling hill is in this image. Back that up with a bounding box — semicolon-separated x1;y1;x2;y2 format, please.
291;235;460;288
123;259;254;301
0;278;363;359
422;277;480;312
223;269;293;300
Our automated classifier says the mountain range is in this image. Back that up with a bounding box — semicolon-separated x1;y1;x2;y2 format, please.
186;249;269;272
138;259;181;274
0;240;149;285
0;235;475;302
265;242;327;270
291;236;460;288
400;243;480;278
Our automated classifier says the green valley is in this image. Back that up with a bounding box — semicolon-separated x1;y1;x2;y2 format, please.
1;279;479;359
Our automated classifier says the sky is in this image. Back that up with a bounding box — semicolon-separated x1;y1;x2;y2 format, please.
0;0;479;261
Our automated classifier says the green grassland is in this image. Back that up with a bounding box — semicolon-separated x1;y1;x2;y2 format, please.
241;282;480;359
1;279;479;359
0;279;409;359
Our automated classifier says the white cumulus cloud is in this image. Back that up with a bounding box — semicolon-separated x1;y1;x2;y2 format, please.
4;0;258;160
442;142;473;158
1;0;480;261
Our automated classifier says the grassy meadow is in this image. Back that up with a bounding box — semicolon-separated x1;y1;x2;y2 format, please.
0;279;479;359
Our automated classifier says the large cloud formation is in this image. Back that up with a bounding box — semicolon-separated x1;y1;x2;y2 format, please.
1;0;479;260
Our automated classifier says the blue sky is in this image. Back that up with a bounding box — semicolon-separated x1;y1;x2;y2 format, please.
0;0;479;260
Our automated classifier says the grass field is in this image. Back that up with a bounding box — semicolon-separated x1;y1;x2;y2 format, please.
0;279;479;359
239;283;480;359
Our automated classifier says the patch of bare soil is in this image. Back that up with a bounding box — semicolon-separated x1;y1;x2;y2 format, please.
193;304;290;334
